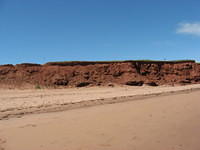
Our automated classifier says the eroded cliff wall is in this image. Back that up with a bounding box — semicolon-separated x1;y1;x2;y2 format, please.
0;61;200;88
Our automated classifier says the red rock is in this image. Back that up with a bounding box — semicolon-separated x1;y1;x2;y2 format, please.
0;60;200;88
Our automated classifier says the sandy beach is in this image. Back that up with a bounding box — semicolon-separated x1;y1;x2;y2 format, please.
0;85;200;150
1;0;200;149
1;84;200;120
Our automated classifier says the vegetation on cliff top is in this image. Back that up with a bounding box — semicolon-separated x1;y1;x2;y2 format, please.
44;60;196;66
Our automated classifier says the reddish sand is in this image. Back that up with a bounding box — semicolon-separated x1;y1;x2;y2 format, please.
0;86;200;150
1;84;200;120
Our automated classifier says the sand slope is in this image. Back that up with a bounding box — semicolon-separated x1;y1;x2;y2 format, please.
0;89;200;150
1;84;200;120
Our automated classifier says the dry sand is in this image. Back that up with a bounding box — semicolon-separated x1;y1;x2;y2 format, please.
1;84;200;120
0;85;200;149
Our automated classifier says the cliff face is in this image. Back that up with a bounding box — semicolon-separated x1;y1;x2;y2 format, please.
0;61;200;88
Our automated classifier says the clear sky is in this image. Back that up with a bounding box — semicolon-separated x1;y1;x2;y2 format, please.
0;0;200;64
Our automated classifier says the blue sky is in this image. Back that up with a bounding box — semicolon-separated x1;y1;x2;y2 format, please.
0;0;200;64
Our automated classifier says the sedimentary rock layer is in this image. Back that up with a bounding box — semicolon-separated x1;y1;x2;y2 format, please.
0;60;200;88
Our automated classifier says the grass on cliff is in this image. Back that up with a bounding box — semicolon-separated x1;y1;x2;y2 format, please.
45;59;196;65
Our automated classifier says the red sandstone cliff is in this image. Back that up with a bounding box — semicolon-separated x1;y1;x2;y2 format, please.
0;60;200;88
